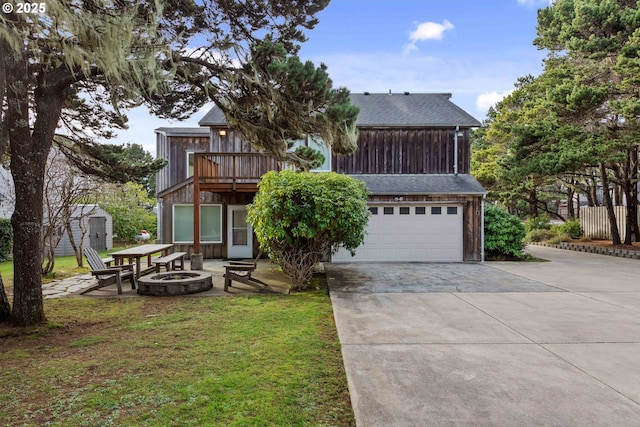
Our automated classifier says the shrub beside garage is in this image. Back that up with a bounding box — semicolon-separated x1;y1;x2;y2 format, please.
484;204;526;260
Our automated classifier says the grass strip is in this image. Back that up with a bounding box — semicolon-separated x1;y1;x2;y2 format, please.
0;293;354;426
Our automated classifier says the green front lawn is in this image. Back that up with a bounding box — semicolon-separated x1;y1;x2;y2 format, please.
0;293;354;426
0;247;128;290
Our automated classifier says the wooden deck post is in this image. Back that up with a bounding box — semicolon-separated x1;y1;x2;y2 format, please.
194;154;201;254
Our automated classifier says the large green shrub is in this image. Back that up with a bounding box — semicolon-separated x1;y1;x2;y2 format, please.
98;182;157;242
547;232;572;245
484;204;526;259
524;228;552;243
556;219;582;239
0;219;12;261
248;170;369;290
524;215;551;233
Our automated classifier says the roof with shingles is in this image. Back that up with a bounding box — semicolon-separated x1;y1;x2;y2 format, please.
350;93;481;127
349;174;486;195
198;107;226;126
197;92;481;128
155;127;210;137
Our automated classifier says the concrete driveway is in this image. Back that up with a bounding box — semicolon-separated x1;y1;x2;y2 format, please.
326;246;640;426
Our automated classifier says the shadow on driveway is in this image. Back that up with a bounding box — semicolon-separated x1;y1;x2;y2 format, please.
326;262;562;293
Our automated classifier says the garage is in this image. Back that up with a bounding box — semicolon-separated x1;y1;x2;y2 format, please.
332;203;464;262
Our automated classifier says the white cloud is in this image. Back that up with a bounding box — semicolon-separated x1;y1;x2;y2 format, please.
403;19;454;54
476;90;513;113
410;19;455;41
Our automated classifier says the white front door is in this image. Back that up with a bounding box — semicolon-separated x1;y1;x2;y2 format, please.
227;205;253;259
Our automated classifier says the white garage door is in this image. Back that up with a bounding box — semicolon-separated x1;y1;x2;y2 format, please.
332;204;463;262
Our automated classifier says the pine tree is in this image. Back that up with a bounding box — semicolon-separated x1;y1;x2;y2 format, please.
0;0;355;326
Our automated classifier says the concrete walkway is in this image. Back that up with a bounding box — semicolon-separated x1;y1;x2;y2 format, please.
327;246;640;426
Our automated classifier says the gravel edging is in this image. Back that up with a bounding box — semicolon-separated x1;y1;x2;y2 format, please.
528;241;640;259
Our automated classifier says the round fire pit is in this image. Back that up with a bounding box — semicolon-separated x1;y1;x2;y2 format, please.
137;271;213;296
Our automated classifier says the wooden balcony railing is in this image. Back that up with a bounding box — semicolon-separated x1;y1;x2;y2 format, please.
193;152;293;252
193;152;293;192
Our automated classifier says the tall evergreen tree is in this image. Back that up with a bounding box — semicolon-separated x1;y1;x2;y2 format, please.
535;0;640;244
477;0;640;242
0;0;355;326
1;0;171;325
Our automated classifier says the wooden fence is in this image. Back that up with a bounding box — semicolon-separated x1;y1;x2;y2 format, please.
580;206;639;239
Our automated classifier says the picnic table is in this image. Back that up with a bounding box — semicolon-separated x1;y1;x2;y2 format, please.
110;244;174;279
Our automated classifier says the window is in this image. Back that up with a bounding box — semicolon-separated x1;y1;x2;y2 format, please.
384;207;394;215
369;207;378;215
399;207;410;215
173;204;222;243
447;206;458;215
186;152;194;178
431;207;442;215
288;135;331;171
415;207;426;215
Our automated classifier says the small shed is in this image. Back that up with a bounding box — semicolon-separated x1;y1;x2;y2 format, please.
45;205;113;256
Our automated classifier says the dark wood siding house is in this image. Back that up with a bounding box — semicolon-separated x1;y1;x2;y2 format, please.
155;92;485;261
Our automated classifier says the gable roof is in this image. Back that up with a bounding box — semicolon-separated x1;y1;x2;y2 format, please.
350;93;480;128
349;174;486;196
198;108;226;127
197;92;480;128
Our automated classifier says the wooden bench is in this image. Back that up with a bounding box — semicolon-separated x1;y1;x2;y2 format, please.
152;252;187;273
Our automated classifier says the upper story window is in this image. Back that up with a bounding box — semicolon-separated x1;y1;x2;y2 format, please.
289;135;331;172
187;152;194;178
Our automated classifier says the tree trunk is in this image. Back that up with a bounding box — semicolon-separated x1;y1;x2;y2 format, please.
631;146;640;242
613;183;622;206
42;245;56;276
622;150;634;245
567;187;575;219
0;274;11;323
633;181;640;242
6;48;45;326
529;187;538;217
66;222;84;267
600;162;622;245
588;173;599;206
584;187;595;207
8;56;66;326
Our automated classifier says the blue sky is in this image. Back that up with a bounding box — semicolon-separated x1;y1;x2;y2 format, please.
113;0;552;155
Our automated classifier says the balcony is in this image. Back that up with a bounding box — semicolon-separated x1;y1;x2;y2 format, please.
193;152;292;192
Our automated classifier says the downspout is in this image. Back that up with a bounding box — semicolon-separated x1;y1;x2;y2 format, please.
481;195;486;262
454;126;459;175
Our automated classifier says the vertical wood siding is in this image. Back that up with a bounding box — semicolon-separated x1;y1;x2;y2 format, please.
156;133;209;193
217;130;257;153
333;128;471;175
159;183;256;258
